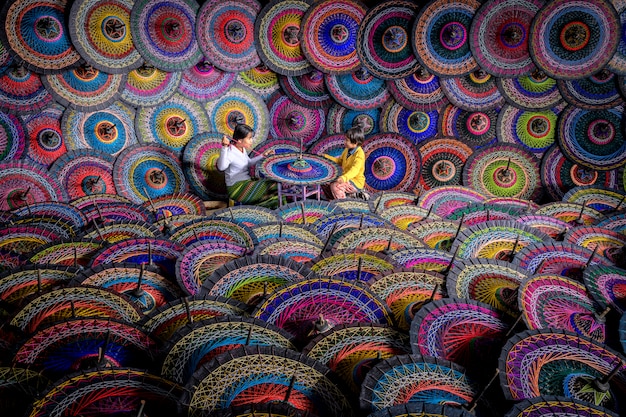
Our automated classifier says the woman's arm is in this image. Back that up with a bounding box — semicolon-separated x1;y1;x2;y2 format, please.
216;136;231;171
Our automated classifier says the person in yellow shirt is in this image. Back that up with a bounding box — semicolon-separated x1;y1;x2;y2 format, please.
322;126;366;199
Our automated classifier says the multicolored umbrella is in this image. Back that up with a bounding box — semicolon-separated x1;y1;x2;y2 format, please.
49;148;116;200
597;212;626;234
178;58;236;103
0;65;52;115
367;269;445;331
69;0;142;73
558;70;624;110
363;132;421;193
333;226;424;254
308;250;397;282
113;144;188;203
420;136;479;193
499;329;626;411
0;367;51;417
378;204;440;231
535;202;606;226
259;152;340;186
0;160;66;211
325;68;390;110
504;396;620;417
210;204;279;228
311;211;390;249
253;237;322;264
205;84;269;149
12;201;87;230
515;214;571;240
0;265;76;307
302;323;411;395
279;70;333;109
563;186;626;213
27;240;104;268
276;200;341;225
519;274;607;342
183;345;356;417
446;203;521;226
418;185;486;218
497;71;563;111
528;0;620;79
584;265;626;315
120;63;182;107
20;103;66;167
300;0;367;74
412;0;481;77
0;110;24;162
135;93;210;153
168;218;255;249
196;0;261;72
497;104;562;157
390;247;455;273
62;101;138;156
463;143;543;200
439;104;498;150
380;100;439;145
565;226;626;262
359;354;478;412
254;0;313;76
408;219;464;251
1;0;81;73
326;104;381;137
387;67;449;112
440;70;504;111
267;91;325;147
608;1;626;75
237;63;280;99
130;0;201;71
82;220;162;243
250;222;323;246
181;132;227;201
81;202;155;225
141;192;205;220
469;0;543;77
0;224;68;255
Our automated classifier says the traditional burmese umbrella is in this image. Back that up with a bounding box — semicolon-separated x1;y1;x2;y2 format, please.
418;138;473;190
120;63;182;107
250;222;323;246
160;316;296;384
519;274;608;342
0;249;24;275
438;104;498;150
196;0;262;72
303;323;411;395
9;286;142;334
418;185;486;218
0;110;24;162
253;237;322;264
20;103;66;167
499;329;626;411
597;212;626;234
535;202;606;226
446;203;521;227
333;226;424;255
28;240;105;268
300;0;367;74
0;265;77;308
565;226;626;259
183;345;355;417
331;198;374;214
447;258;528;315
1;0;81;73
469;0;543;78
326;104;381;137
80;202;155;225
24;368;183;417
359;354;478;412
178;58;236;103
325;68;391;111
607;1;626;75
279;70;333;109
370;191;420;211
498;104;562;158
168;218;255;250
441;70;504;111
141;192;206;221
378;204;440;231
69;0;142;73
380;100;439;145
564;186;626;213
390;247;455;273
0;367;51;417
363;132;421;194
250;137;302;177
0;224;67;255
528;0;620;80
541;145;619;202
182;132;227;201
49;149;116;200
13;317;157;379
237;64;280;99
311;211;391;249
558;70;624;110
584;265;626;315
504;396;620;417
210;204;279;228
387;66;449;112
82;220;162;243
408;219;465;251
367;269;445;331
130;0;201;71
267;91;325;147
276;200;342;225
140;294;247;341
62;101;138;156
497;70;563;111
308;250;398;283
0;65;52;114
0;160;66;211
254;0;313;76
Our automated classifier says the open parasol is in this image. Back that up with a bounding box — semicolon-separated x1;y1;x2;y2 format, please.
325;68;391;111
418;138;472;191
412;0;481;77
535;202;606;226
359;353;478;412
408;219;464;251
299;0;367;74
113;144;188;204
497;71;564;111
584;265;626;315
528;0;620;80
80;202;155;225
130;0;201;71
387;67;449;112
182;132;227;201
210;204;279;228
565;226;626;262
69;0;142;74
418;185;486;218
333;226;424;254
505;396;620;417
237;64;280;99
196;0;261;72
254;237;322;264
303;323;411;396
445;203;521;226
0;223;68;256
597;212;626;234
135;93;209;153
279;70;333;109
49;148;116;200
440;70;504;111
251;222;323;246
326;104;381;137
141;192;205;220
12;201;86;230
161;316;296;384
469;0;543;78
0;65;52;115
1;0;81;73
497;104;562;157
563;186;626;213
82;220;163;243
178;58;236;103
0;265;76;308
308;250;398;283
20;103;66;167
515;214;572;240
0;110;24;162
499;329;626;411
62;101;138;156
27;240;104;268
254;0;313;76
183;345;355;417
311;211;390;248
259;152;340;186
0;160;66;211
558;70;623;110
276;200;342;225
380;100;439;146
120;63;182;107
168;217;255;249
391;248;456;274
439;104;498;150
519;274;608;342
267;91;325;147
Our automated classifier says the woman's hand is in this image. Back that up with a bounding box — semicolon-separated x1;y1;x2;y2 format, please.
263;149;275;157
336;176;345;184
221;135;230;147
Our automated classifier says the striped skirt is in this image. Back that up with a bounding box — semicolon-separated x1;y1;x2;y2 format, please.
227;179;279;209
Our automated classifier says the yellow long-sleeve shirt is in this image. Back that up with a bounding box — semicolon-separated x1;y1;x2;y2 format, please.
324;146;366;189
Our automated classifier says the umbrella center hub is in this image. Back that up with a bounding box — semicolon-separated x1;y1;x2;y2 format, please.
136;65;157;77
283;25;300;46
469;69;490;84
6;189;31;209
96;121;118;143
561;21;590;51
103;16;126;41
588;120;615;145
530;69;547;83
146;168;168;189
414;66;433;82
195;61;214;73
163;18;183;40
227;111;246;129
564;373;614;408
440;21;467;51
82;175;105;194
286;111;305;131
408;111;430;133
383;26;407;53
354;115;374;135
166;116;187;137
330;24;350;44
591;69;612;83
432;160;456;182
372;156;396;181
288;158;312;173
38;129;62;150
354;67;372;82
225;19;247;44
75;65;99;81
501;22;525;48
494;165;517;186
35;16;61;41
571;165;598;186
528;116;550;138
466;112;491;135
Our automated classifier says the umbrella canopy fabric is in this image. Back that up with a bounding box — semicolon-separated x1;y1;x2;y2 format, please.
504;396;620;417
387;67;449;112
0;160;66;211
497;71;564;111
49;148;117;200
120;64;182;107
0;66;53;115
20;103;66;167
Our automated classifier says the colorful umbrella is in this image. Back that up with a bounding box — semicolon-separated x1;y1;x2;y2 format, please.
440;70;504;111
325;68;391;111
120;63;182;107
584;265;626;315
259;152;340;186
558;70;624;110
210;204;280;228
379;204;440;230
446;203;521;226
20;103;66;167
267;91;325;147
27;240;105;268
497;71;563;111
535;202;606;226
276;200;342;225
363;132;422;193
0;265;76;307
564;186;626;213
279;70;333;109
168;218;255;249
0;160;66;211
408;219;464;251
250;222;323;246
565;226;626;262
82;220;162;243
12;201;87;230
253;237;322;264
0;110;24;162
390;247;455;273
387;66;449;112
380;100;439;145
326;104;381;137
504;396;620;417
309;250;398;282
182;132;227;201
178;58;236;103
333;226;424;254
597;212;626;234
81;202;155;225
237;63;280;99
497;104;562;157
438;104;498;150
196;0;261;72
515;214;572;240
418;185;486;218
311;211;390;248
48;148;116;200
0;65;52;115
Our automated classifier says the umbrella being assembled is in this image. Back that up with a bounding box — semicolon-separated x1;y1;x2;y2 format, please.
197;0;261;72
130;0;202;71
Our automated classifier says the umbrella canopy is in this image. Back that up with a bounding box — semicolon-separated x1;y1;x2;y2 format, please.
438;104;498;150
504;396;620;417
0;160;66;211
0;65;53;115
326;104;381;137
418;138;473;191
387;66;449;112
325;68;391;111
558;70;624;110
280;70;333;109
440;70;504;111
308;250;398;283
584;265;626;315
0;265;76;308
120;63;182;107
564;186;626;213
49;148;116;200
497;71;563;111
0;110;24;162
498;104;563;158
380;100;440;146
20;103;66;167
267;91;325;147
178;58;236;103
237;64;281;99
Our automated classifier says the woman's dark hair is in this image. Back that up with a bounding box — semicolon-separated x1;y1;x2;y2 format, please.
232;123;254;141
345;126;364;146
